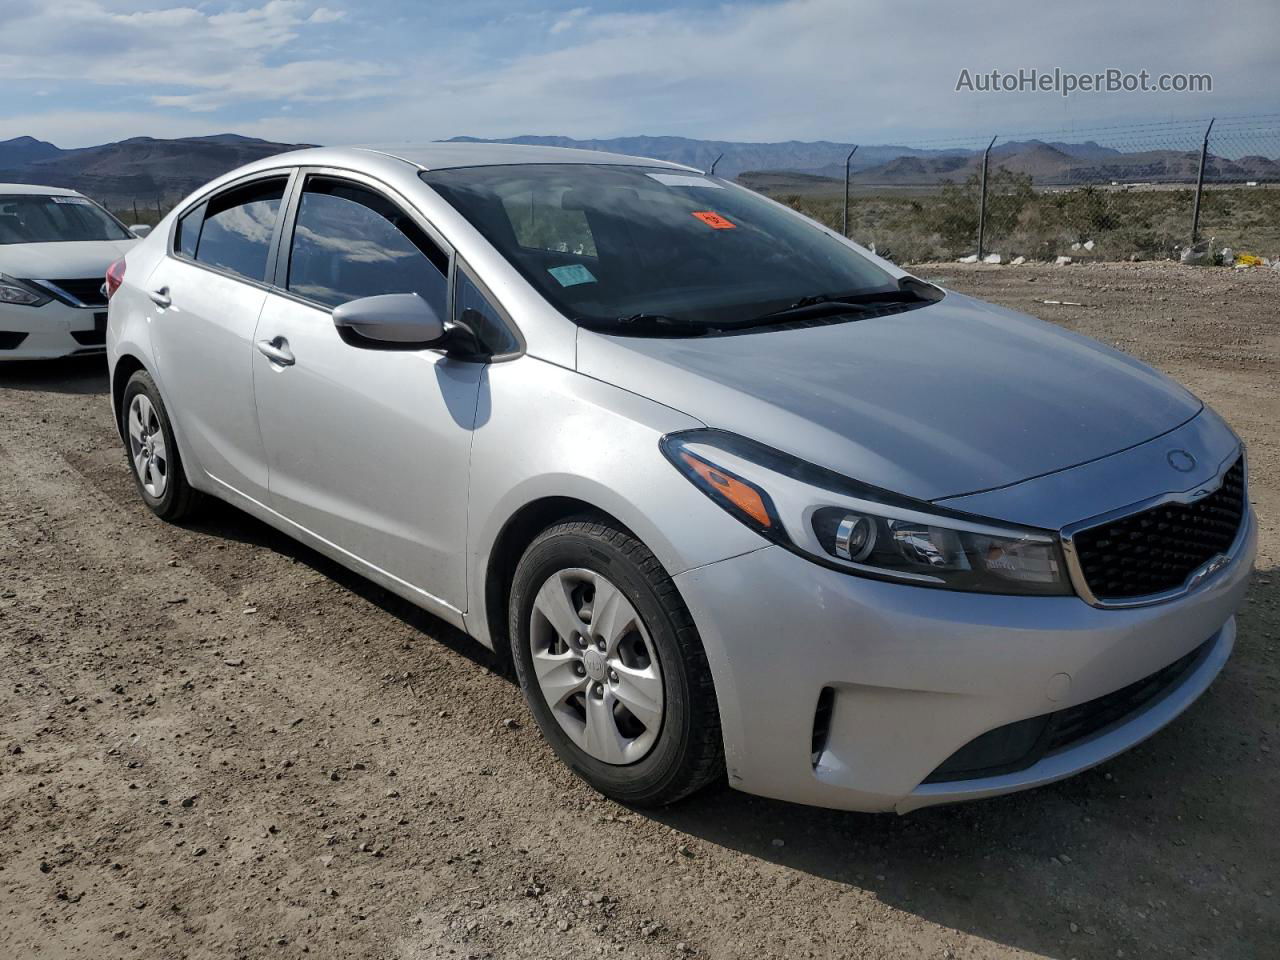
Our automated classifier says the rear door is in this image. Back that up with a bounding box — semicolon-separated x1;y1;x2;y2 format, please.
147;172;293;503
251;170;484;614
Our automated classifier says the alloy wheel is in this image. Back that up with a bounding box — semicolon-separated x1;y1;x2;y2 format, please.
127;393;168;499
529;568;664;765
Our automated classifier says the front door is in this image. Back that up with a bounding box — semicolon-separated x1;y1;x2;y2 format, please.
251;173;481;614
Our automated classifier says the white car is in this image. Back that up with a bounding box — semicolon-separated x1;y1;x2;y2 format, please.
0;184;138;360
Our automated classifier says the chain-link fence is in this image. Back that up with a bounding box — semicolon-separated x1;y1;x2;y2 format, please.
766;114;1280;264
102;196;177;229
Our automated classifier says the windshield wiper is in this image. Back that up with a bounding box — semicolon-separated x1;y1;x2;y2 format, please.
736;278;943;328
575;313;716;338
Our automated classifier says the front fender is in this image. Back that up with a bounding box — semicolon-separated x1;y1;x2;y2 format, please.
464;356;766;649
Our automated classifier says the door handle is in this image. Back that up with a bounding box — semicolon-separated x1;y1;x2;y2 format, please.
256;336;296;367
148;286;171;309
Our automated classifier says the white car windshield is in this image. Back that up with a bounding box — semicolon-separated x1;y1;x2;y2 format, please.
0;194;132;244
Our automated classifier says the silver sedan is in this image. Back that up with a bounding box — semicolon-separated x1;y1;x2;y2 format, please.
105;144;1254;812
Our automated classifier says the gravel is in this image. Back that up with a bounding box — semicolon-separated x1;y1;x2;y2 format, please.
0;260;1276;958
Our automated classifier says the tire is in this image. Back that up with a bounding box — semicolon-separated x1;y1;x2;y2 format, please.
121;369;202;522
509;515;723;806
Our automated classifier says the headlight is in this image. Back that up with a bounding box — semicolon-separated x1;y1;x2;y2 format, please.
0;276;50;307
662;429;1071;596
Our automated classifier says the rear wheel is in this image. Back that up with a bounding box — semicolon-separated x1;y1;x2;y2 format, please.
122;370;201;521
510;516;723;806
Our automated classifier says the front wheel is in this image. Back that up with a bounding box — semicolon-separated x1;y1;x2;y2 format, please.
509;516;723;806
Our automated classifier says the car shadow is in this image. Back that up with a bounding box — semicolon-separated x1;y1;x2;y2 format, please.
0;355;110;394
184;496;509;677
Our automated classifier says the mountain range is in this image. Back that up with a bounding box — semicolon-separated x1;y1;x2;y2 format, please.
0;134;313;207
1;132;1275;211
450;134;1280;186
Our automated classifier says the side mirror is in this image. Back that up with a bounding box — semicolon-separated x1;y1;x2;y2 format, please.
332;293;445;347
129;224;152;238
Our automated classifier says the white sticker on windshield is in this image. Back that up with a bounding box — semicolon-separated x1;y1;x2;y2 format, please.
51;195;92;205
646;173;722;189
548;264;596;287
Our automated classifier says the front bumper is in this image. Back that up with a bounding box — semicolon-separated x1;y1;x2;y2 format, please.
0;299;108;360
674;507;1255;813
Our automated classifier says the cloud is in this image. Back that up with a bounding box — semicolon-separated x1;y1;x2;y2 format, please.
549;6;590;35
0;0;388;115
6;0;1278;148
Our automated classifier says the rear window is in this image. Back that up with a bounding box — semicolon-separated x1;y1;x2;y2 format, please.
0;193;132;244
194;178;287;282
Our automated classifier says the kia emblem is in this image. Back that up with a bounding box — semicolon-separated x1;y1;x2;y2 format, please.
1167;449;1197;473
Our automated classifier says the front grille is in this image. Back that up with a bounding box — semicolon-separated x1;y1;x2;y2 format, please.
45;277;108;307
924;637;1211;784
71;312;108;346
0;331;29;350
1073;457;1245;601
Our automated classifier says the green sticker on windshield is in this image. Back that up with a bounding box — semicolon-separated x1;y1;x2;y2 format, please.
548;264;596;287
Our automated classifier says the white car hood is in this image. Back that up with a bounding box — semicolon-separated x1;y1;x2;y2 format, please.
0;239;137;280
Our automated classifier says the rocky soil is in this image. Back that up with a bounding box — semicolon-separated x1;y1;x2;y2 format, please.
1;260;1277;959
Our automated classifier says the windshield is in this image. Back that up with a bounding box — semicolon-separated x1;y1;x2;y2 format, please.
0;194;132;245
419;164;900;332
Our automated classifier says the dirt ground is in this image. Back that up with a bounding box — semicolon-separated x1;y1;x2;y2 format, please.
1;260;1277;960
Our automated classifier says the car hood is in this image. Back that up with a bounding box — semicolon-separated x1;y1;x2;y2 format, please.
575;292;1202;501
0;239;137;279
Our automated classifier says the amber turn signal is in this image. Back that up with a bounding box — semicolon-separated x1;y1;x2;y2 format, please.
679;451;773;529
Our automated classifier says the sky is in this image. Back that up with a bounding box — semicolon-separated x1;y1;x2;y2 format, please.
1;0;1276;149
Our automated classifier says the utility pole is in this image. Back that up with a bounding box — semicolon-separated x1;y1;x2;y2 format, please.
977;135;997;260
842;145;858;237
1190;117;1215;245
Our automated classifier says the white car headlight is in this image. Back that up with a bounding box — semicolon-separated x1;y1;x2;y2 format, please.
0;276;50;307
662;429;1071;596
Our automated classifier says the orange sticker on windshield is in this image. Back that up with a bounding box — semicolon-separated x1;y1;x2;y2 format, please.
691;211;736;229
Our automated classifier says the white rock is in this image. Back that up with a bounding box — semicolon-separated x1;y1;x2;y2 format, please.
956;254;979;264
982;253;1002;264
1055;255;1073;266
1010;255;1026;265
1070;242;1082;251
1083;239;1096;251
1180;240;1211;265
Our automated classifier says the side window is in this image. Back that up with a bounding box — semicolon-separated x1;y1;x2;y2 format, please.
194;178;287;281
175;202;204;260
456;268;519;356
287;177;448;314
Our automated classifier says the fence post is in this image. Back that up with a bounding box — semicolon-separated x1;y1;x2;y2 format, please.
155;197;162;220
842;145;858;237
1190;117;1215;245
132;200;139;223
976;134;997;259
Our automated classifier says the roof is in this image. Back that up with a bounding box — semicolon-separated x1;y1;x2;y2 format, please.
0;183;82;196
352;141;699;172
